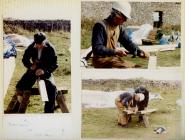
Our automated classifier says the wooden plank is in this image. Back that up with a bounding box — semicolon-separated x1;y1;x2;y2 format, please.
5;91;31;114
80;44;176;60
122;109;157;115
148;56;157;69
139;44;176;52
122;109;157;128
56;90;69;113
143;115;150;128
122;110;135;115
57;87;68;94
18;91;31;113
4;94;20;114
138;109;158;114
38;80;49;102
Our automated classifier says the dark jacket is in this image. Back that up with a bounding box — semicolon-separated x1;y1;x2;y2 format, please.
92;18;142;57
22;41;58;79
119;92;135;108
135;86;149;110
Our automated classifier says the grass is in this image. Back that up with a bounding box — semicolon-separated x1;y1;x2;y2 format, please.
85;49;180;69
157;48;180;67
81;19;181;68
82;79;181;139
85;48;180;69
123;48;180;68
4;27;71;113
81;19;95;49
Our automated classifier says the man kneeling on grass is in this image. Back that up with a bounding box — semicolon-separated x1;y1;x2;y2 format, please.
5;32;58;113
91;1;149;68
115;87;149;127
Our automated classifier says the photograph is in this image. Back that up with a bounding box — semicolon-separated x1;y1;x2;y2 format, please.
81;77;182;139
81;1;181;69
3;8;71;114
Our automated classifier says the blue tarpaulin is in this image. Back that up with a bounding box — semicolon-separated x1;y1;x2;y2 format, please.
3;34;33;58
3;36;17;58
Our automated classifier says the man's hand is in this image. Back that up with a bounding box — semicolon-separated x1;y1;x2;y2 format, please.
127;107;132;110
144;107;148;110
35;69;44;76
131;107;138;114
115;48;128;57
30;63;37;71
139;50;150;59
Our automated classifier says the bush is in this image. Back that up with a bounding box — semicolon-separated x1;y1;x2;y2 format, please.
161;24;181;35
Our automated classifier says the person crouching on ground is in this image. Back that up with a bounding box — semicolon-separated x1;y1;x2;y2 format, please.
115;92;145;127
6;32;58;113
91;1;149;68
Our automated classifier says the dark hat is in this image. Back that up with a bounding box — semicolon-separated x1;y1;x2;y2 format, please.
34;32;46;44
135;86;148;94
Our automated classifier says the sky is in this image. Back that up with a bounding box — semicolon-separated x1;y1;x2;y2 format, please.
3;0;77;20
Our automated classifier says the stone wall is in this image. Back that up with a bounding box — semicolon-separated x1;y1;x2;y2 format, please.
81;2;181;26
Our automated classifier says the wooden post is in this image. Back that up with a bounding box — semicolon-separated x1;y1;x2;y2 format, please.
56;90;69;113
148;56;157;69
143;115;150;128
18;90;31;113
4;94;20;114
38;80;49;102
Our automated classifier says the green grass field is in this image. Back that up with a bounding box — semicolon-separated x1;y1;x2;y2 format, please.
4;28;71;113
82;79;181;139
85;48;180;68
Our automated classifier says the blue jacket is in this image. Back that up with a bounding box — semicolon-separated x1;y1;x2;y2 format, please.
119;92;136;108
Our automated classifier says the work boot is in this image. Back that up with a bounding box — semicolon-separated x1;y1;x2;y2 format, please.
117;122;122;126
121;124;128;128
137;115;144;123
128;116;132;122
18;90;31;113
